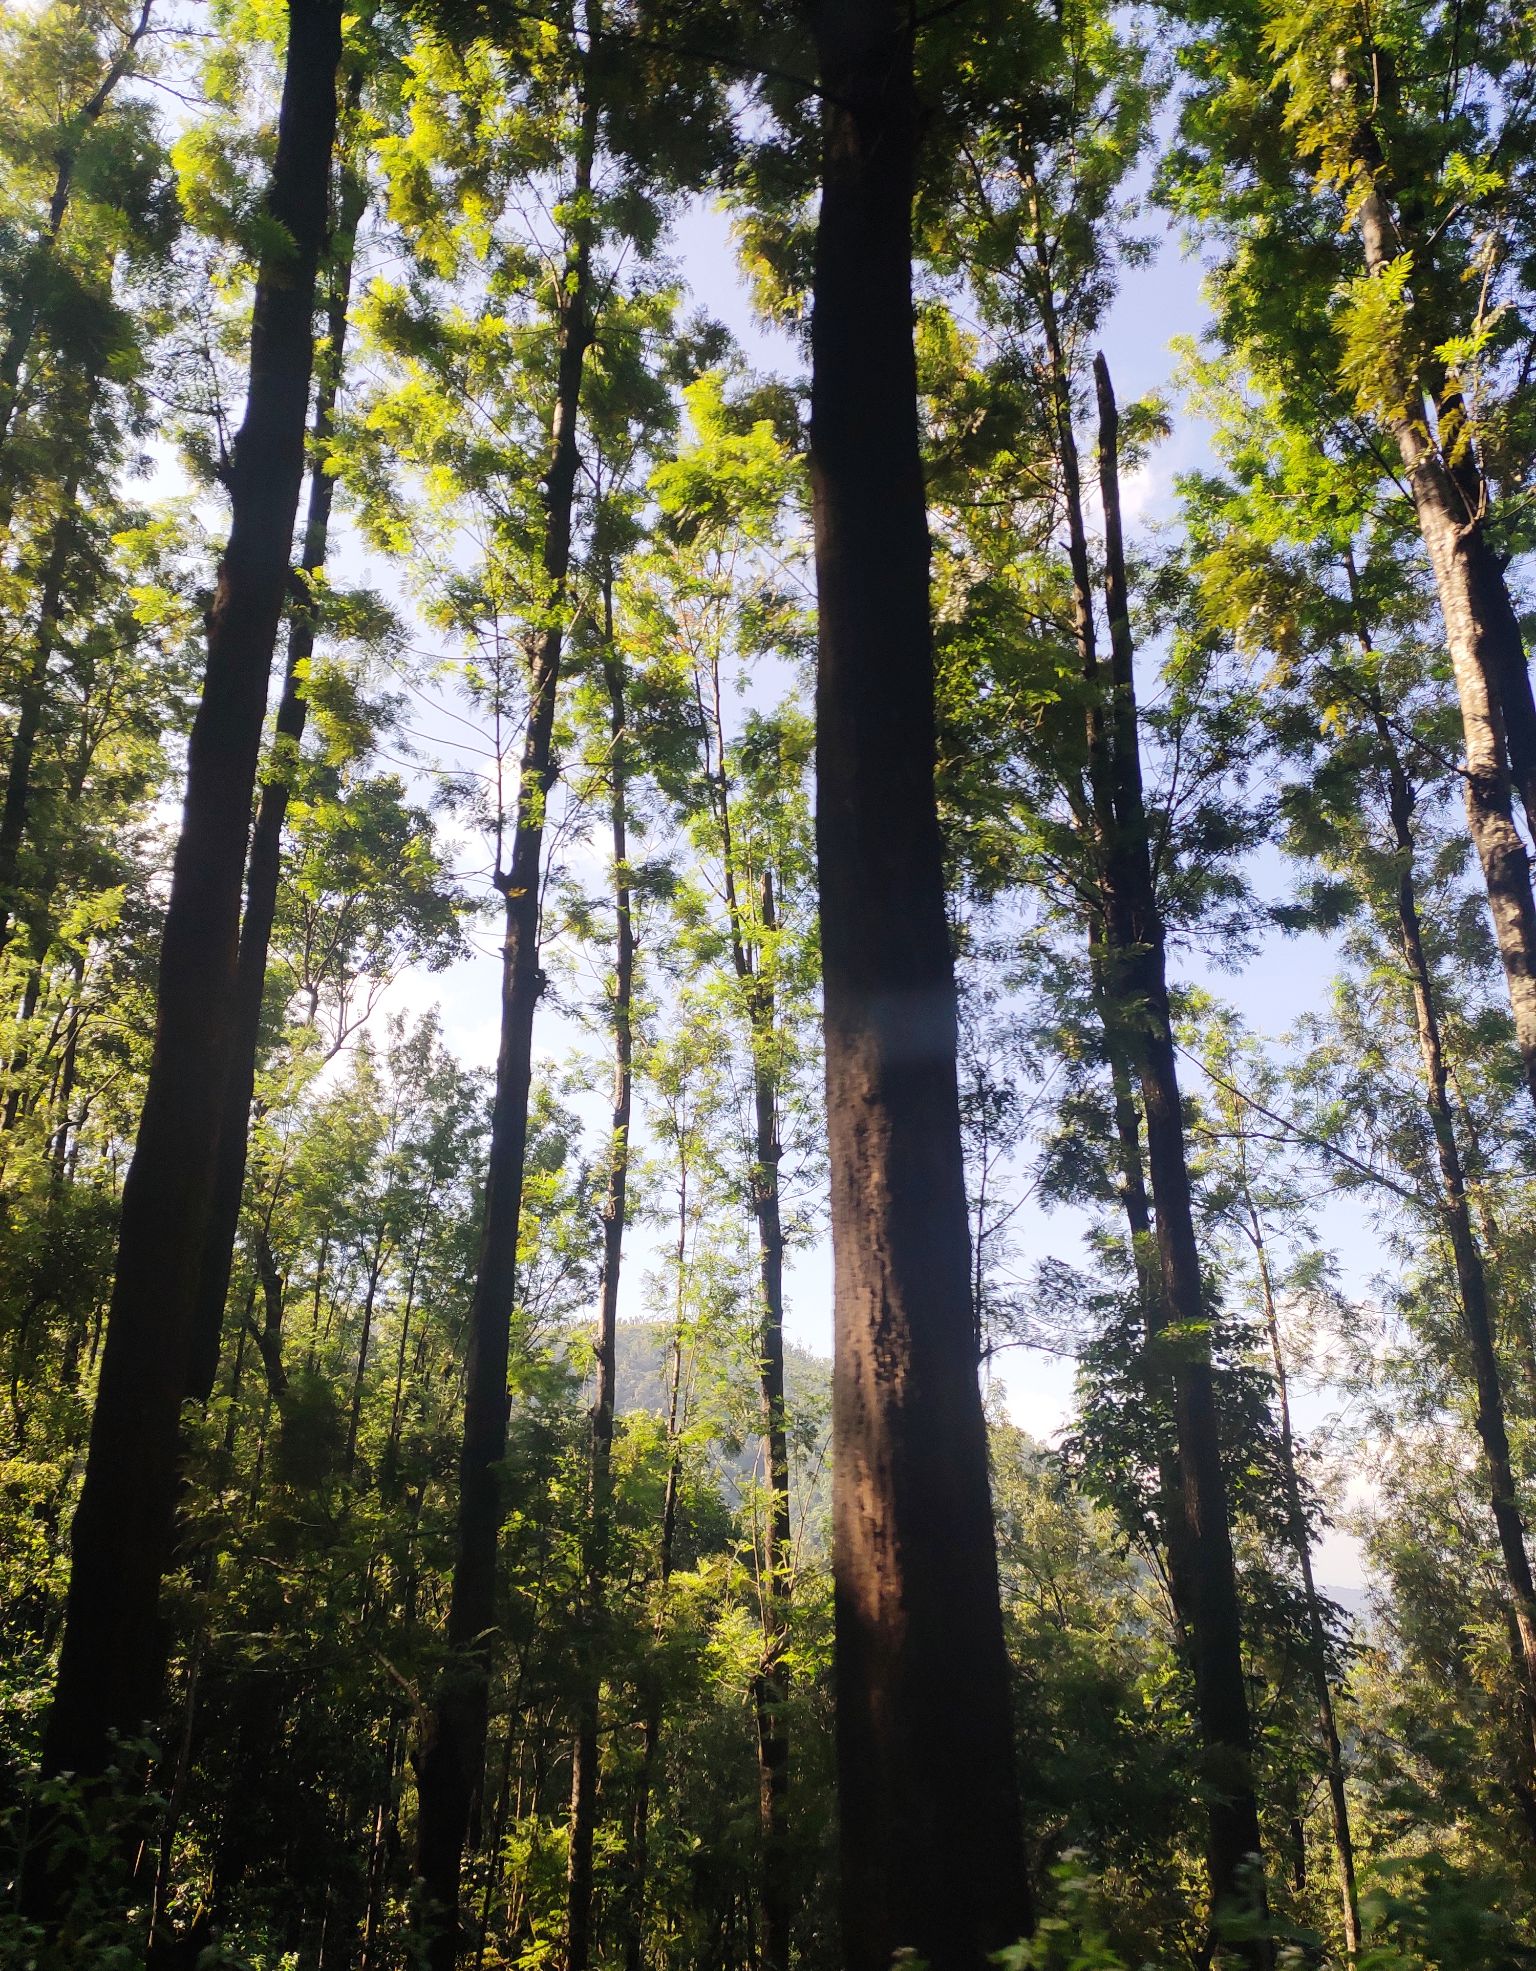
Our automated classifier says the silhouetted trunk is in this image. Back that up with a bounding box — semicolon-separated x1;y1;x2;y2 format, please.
250;1226;290;1400
47;946;85;1184
747;876;792;1971
703;646;794;1971
621;1188;690;1971
808;5;1030;1963
1377;708;1536;1832
1088;936;1197;1655
345;1228;388;1475
33;0;342;1805
1237;1178;1361;1953
0;495;78;956
1;962;42;1134
1092;355;1267;1955
187;129;367;1403
413;85;597;1971
566;598;633;1971
386;1210;432;1472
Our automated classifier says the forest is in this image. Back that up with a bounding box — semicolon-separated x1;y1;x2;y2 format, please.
2;0;1535;1965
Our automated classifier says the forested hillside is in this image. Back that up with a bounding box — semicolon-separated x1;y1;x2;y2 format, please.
2;1;1535;1966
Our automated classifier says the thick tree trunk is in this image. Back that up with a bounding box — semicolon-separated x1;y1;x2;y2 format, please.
808;5;1030;1964
34;0;342;1800
186;136;367;1404
1377;715;1536;1827
413;91;597;1971
565;608;633;1971
1092;356;1267;1957
1353;184;1536;1117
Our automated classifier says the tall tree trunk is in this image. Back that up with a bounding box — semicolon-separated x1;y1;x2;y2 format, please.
747;871;792;1971
1092;355;1267;1956
0;490;78;957
1375;707;1536;1831
566;594;634;1971
621;1175;690;1971
345;1228;389;1475
33;0;342;1805
1349;177;1536;1118
703;649;794;1971
186;127;367;1404
1232;1164;1361;1954
807;5;1030;1963
1088;939;1197;1655
413;86;598;1971
252;1226;290;1401
1;961;43;1135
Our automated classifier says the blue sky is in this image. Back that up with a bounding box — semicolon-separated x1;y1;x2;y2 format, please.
359;187;1386;1585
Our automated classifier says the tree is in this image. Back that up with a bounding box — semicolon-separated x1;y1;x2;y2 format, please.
1163;0;1536;1119
807;3;1031;1962
188;69;372;1404
35;0;343;1802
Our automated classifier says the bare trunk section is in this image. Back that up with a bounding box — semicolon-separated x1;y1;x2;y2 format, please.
252;1227;289;1400
33;0;342;1806
1093;356;1267;1957
345;1229;389;1475
1376;710;1536;1833
1052;295;1193;1660
1230;1162;1360;1955
0;491;78;957
702;649;793;1971
1353;182;1536;1117
1088;938;1196;1655
565;594;634;1971
747;873;792;1971
413;87;598;1971
1;962;42;1136
620;1185;690;1971
808;5;1030;1963
186;130;367;1404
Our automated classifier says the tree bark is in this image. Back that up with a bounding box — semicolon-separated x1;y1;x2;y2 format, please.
808;5;1030;1963
747;870;792;1971
1087;938;1198;1656
413;82;598;1971
1376;708;1536;1832
0;491;78;957
186;128;367;1403
703;647;794;1971
1092;355;1267;1957
345;1228;389;1475
251;1226;289;1401
1351;179;1536;1118
34;0;342;1801
565;593;633;1971
1231;1160;1360;1955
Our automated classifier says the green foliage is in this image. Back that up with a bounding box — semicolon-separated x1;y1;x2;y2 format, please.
5;0;1536;1964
